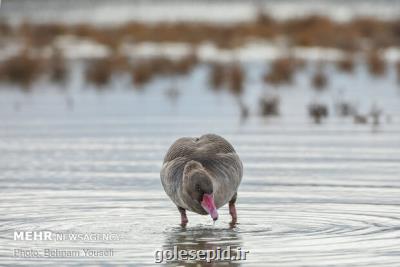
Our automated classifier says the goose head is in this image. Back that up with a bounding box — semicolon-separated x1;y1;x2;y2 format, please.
183;165;218;221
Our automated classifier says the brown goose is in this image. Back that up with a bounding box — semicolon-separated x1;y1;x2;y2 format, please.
160;134;243;225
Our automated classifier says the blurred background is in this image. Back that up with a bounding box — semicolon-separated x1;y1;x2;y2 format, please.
1;1;400;266
1;0;400;122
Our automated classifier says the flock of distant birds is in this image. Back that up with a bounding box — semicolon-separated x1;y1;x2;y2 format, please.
207;55;396;128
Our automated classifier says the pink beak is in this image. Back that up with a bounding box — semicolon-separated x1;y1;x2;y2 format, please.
201;194;218;221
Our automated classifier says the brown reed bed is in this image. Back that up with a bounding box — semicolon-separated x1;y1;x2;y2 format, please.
109;54;131;73
351;18;399;49
131;54;198;87
132;61;154;87
85;58;114;87
284;16;365;51
2;15;400;93
284;16;336;47
336;57;355;73
206;62;247;116
10;15;400;53
47;49;68;83
60;23;123;51
0;51;44;88
207;62;245;95
85;54;132;87
173;52;198;75
18;22;67;48
396;61;400;84
208;63;226;90
226;63;245;96
367;50;386;76
0;20;13;36
311;71;328;91
264;57;295;86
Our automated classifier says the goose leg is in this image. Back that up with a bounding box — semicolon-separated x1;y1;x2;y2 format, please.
178;206;188;226
229;193;237;224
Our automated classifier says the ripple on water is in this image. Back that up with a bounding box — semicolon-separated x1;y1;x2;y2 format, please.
1;88;400;266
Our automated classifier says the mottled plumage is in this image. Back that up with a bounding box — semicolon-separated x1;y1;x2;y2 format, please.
160;134;243;223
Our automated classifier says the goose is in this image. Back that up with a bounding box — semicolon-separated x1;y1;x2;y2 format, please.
160;134;243;225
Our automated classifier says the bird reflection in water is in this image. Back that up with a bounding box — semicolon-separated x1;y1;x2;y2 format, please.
160;225;245;266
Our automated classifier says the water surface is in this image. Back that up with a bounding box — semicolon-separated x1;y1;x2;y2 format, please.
0;63;400;266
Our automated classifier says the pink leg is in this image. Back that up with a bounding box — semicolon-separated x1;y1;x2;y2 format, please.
178;207;188;226
229;193;237;224
229;202;237;223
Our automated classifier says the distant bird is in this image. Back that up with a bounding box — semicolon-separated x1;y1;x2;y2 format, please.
160;134;243;225
354;114;368;124
370;104;382;126
308;102;328;124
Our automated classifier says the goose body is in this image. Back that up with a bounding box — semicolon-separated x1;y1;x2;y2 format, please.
160;134;243;224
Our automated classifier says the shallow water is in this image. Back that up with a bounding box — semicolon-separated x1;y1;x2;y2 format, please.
0;63;400;266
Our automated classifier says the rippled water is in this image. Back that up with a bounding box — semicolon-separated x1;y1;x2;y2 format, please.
0;63;400;266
